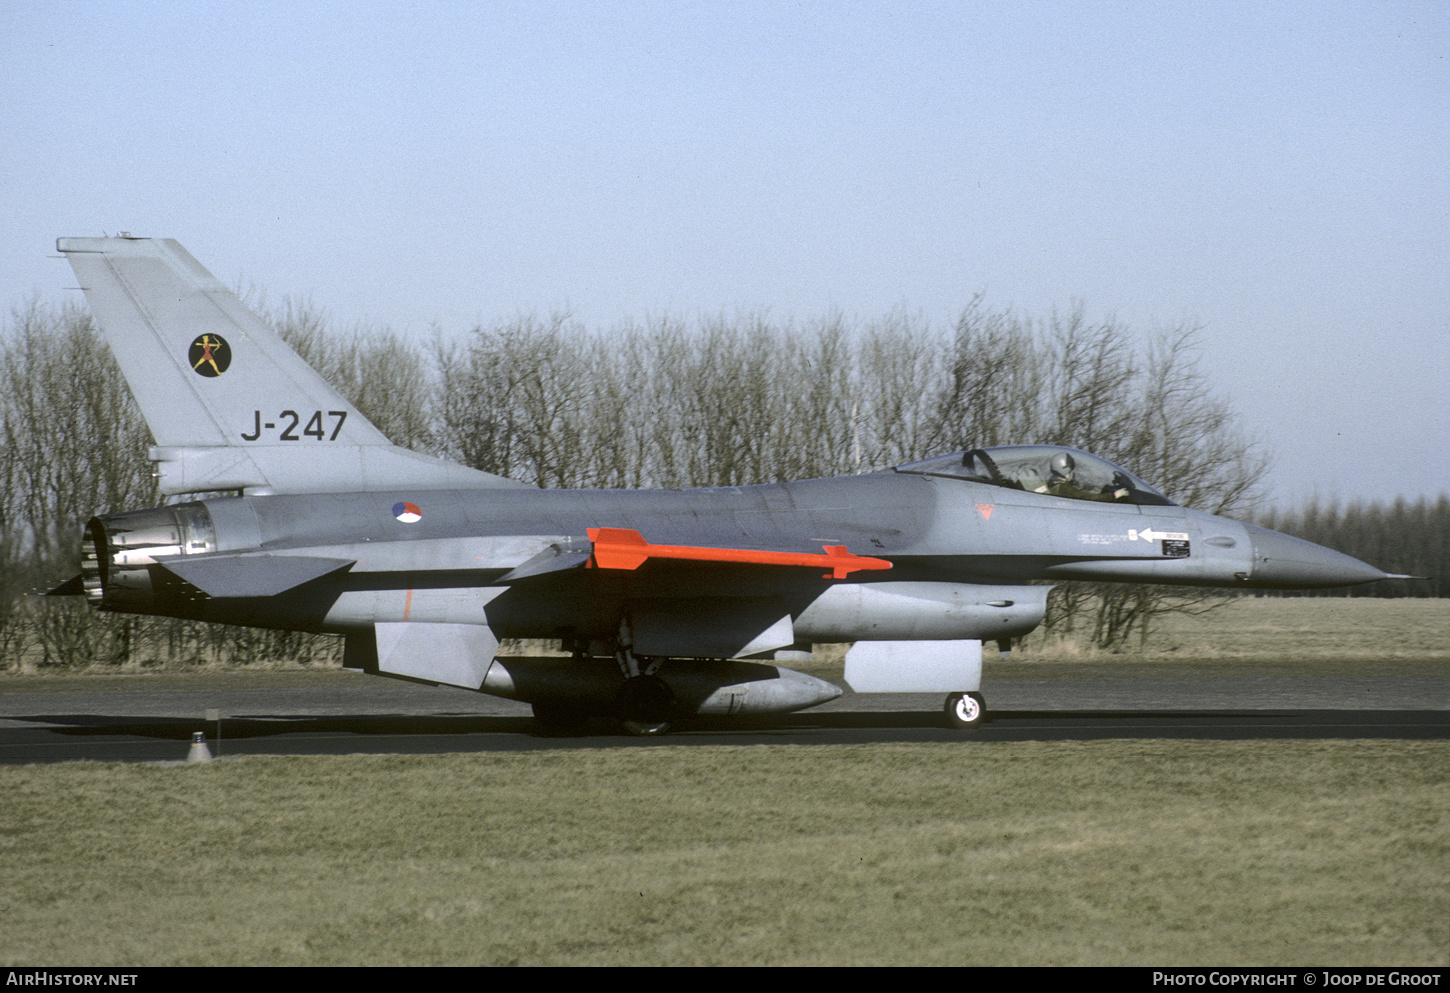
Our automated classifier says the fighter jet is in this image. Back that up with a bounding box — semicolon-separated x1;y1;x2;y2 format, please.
51;236;1404;733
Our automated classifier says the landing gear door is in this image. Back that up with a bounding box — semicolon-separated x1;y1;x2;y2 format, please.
844;639;982;693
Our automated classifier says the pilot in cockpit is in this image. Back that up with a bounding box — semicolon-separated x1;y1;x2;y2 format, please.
1039;451;1132;502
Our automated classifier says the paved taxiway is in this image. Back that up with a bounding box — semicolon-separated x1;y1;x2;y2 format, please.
1;665;1445;763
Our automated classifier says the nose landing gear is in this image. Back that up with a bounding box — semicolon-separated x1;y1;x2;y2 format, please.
944;691;985;729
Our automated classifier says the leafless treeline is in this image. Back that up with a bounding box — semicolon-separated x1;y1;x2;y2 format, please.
4;294;1287;666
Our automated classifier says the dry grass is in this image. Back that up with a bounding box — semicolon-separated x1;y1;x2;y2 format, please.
1115;598;1450;661
985;599;1450;683
1;741;1445;966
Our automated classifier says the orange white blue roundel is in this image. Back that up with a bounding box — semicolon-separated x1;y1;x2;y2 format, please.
393;501;422;523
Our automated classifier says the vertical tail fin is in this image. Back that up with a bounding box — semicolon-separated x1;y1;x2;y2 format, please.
58;236;525;495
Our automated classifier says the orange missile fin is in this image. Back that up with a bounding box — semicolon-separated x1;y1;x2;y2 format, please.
586;527;651;570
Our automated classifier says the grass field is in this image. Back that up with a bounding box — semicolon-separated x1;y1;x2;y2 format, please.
2;742;1446;966
1051;597;1450;661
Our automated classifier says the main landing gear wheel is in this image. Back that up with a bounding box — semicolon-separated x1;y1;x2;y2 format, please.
944;691;985;730
532;700;591;736
620;718;672;737
616;674;675;737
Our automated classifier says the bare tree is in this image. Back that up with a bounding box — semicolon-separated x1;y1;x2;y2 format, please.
854;311;943;468
0;301;158;666
927;300;1045;453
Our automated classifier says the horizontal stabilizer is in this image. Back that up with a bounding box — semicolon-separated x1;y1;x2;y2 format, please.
46;575;85;597
586;527;892;579
158;554;354;598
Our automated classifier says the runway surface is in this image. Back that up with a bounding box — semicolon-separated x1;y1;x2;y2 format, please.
1;665;1446;763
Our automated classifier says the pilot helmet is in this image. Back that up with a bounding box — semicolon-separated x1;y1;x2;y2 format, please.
1049;451;1076;479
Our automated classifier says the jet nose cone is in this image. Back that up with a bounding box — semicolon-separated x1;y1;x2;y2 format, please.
1243;524;1388;589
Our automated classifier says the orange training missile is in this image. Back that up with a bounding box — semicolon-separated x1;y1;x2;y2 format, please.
586;527;892;580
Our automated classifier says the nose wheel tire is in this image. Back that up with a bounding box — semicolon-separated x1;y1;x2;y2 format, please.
944;691;985;729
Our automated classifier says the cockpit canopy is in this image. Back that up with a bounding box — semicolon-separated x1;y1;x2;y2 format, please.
894;445;1177;506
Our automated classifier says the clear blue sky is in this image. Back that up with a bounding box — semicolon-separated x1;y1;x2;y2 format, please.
2;1;1445;507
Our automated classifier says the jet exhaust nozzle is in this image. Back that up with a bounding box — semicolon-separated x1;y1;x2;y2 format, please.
82;503;216;613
